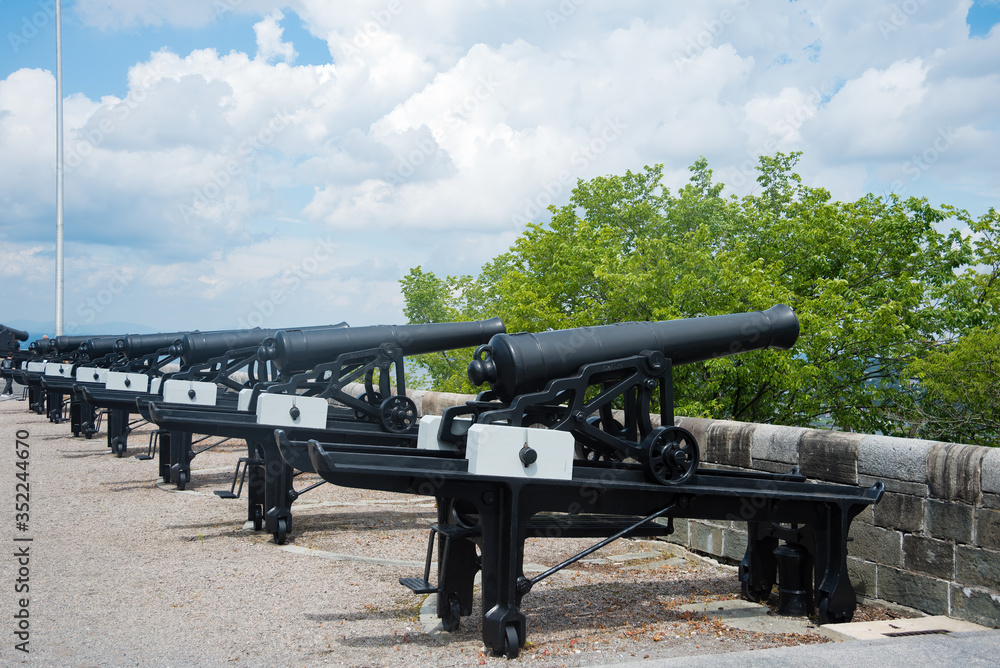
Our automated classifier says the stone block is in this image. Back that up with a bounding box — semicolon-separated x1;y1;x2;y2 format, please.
956;545;1000;590
704;420;754;469
877;567;950;615
847;557;876;600
927;442;988;503
675;417;716;462
950;585;1000;627
925;499;974;544
666;517;689;547
873;492;924;533
848;522;902;566
859;474;929;496
857;435;935;483
983;448;1000;495
689;520;724;557
750;424;806;466
856;503;874;525
902;535;955;580
722;527;748;563
799;430;863;484
976;508;1000;550
753;459;800;475
983;493;1000;511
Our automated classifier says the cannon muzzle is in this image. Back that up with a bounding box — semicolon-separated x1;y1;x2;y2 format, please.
0;325;29;342
177;323;347;367
259;318;507;376
469;305;799;402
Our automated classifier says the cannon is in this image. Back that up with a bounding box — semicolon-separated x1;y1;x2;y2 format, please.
53;335;99;354
79;336;127;359
39;335;127;429
1;325;29;353
120;331;190;359
469;305;798;402
294;306;883;657
146;318;505;543
76;330;199;454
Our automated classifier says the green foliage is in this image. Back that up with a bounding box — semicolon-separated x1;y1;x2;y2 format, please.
904;327;1000;446
400;155;999;442
398;267;487;394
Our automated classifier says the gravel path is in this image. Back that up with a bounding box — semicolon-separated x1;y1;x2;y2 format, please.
0;394;857;666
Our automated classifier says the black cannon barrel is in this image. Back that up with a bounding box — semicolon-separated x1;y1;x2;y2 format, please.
79;336;126;358
468;305;799;402
0;325;30;341
178;324;346;367
259;318;507;376
30;339;53;355
54;335;121;354
121;331;192;358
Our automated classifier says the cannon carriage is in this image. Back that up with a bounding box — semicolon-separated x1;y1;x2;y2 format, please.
290;306;884;658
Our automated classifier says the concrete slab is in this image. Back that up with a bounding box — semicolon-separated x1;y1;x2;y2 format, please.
677;599;823;636
822;614;988;641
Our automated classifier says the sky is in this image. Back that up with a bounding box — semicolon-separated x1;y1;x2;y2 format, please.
0;0;999;337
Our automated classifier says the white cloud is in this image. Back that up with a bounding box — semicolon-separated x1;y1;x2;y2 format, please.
2;0;1000;330
254;10;298;64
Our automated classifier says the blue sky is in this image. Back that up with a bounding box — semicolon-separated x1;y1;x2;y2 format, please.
1;0;999;336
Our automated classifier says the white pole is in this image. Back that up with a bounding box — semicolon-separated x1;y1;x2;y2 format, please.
55;0;64;335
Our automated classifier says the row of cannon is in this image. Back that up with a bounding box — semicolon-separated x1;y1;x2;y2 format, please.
0;312;882;658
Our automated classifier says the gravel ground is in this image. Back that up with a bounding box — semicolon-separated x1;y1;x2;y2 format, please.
0;392;901;666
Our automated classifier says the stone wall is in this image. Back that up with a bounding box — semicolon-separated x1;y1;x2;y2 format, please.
670;416;1000;627
406;389;1000;626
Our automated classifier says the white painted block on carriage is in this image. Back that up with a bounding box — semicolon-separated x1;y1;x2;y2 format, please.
149;378;162;395
162;379;217;406
416;415;465;452
76;367;108;384
237;388;254;412
255;393;327;429
44;362;71;377
465;424;574;480
26;362;46;372
105;371;149;393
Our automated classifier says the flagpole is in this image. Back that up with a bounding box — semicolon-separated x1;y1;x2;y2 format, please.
55;0;64;335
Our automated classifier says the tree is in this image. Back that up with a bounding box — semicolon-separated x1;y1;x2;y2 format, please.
400;155;997;441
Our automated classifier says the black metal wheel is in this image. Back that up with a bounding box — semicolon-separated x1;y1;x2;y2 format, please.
353;392;382;421
502;624;520;659
176;471;188;491
274;517;288;545
644;426;699;485
253;505;263;531
441;594;461;632
379;395;418;433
